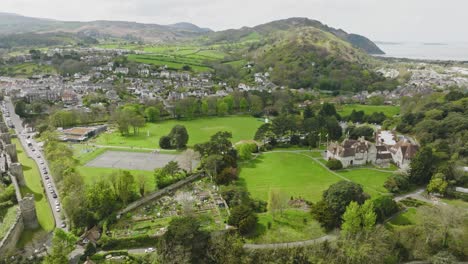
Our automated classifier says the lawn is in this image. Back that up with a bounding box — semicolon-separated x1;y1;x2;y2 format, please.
76;166;156;192
239;152;342;202
94;116;264;148
337;104;401;117
389;207;418;226
12;138;54;232
337;168;393;197
0;206;18;240
249;209;325;244
128;54;212;72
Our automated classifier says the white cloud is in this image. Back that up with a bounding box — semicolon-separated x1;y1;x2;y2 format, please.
0;0;466;42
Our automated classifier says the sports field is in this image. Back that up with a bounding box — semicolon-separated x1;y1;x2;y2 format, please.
95;116;263;148
337;104;400;117
86;151;185;171
240;152;393;202
239;152;342;202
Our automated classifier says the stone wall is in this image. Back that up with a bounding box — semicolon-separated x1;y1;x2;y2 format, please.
118;173;204;216
19;195;39;229
0;206;24;257
5;144;18;163
0;117;40;256
9;162;26;187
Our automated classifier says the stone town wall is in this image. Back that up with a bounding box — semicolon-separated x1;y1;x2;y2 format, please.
0;206;24;257
0;118;39;256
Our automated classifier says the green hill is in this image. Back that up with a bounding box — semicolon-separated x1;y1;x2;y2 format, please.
203;17;384;55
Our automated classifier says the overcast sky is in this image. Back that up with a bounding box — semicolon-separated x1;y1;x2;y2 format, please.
1;0;466;42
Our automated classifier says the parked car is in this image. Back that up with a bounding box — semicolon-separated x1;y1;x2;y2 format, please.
145;248;156;253
60;222;66;228
52;193;57;199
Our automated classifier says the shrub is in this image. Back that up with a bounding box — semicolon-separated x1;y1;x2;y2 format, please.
99;234;157;250
326;159;343;170
228;205;258;235
159;136;172;149
372;196;399;222
215;167;238;185
384;174;410;193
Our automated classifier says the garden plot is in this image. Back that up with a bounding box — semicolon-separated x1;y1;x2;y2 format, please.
85;150;191;171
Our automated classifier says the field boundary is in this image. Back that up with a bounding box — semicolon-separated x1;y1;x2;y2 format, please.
117;172;205;216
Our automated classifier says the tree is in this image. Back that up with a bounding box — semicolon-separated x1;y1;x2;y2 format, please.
159;216;209;264
268;189;288;218
310;200;337;231
409;147;434;184
427;174;448;195
144;106;160;122
360;199;377;232
136;174;147;197
228;205;258;235
86;178;117;221
159;135;172;149
162;161;181;176
318;102;340;119
207;232;244;264
14;100;27;117
217;100;228;116
168;125;189;149
384;174;410;193
43;229;78;264
116;170;136;205
216;166;237;185
129;113;146;135
322;181;368;227
341;201;362;237
326;159;343;170
236;143;257;160
303;105;315;118
194;131;233;157
372;196;398;222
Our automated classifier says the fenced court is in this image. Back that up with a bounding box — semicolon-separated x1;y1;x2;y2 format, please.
85;150;186;171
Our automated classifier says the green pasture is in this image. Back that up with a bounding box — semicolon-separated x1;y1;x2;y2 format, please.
94;116;264;148
337;104;401;117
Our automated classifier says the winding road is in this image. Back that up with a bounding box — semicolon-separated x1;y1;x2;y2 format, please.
3;97;67;231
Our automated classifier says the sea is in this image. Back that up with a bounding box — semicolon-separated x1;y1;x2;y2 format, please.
374;42;468;62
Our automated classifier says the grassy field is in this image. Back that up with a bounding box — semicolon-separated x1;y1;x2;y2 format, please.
76;166;156;191
13;138;54;232
389;207;418;226
95;116;264;148
249;209;325;244
239;152;342;202
103;43;231;72
337;104;401;117
0;206;18;240
0;62;56;77
240;152;393;203
337;168;393;197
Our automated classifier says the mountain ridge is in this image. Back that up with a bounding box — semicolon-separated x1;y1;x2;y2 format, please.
0;13;383;54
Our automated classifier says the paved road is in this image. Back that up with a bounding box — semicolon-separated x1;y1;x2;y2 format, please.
3;97;67;231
